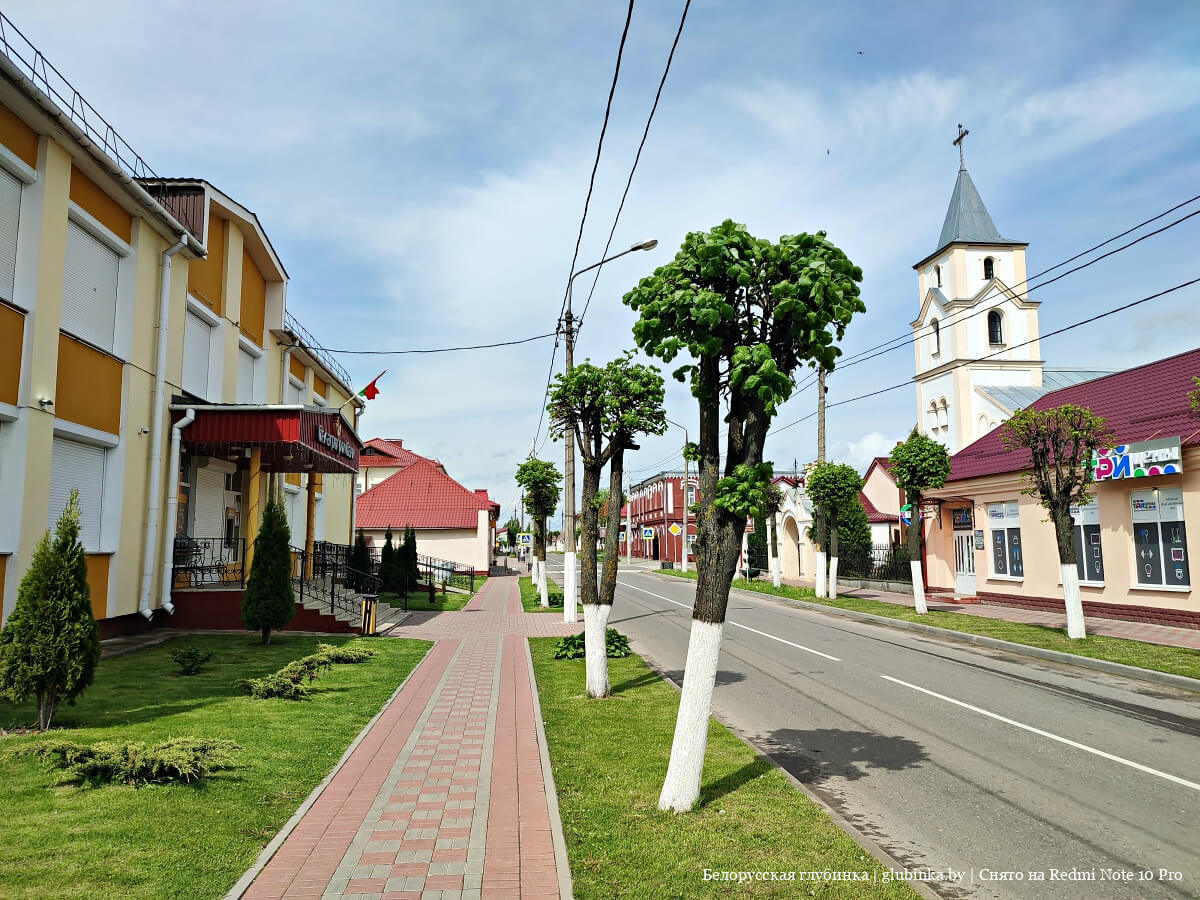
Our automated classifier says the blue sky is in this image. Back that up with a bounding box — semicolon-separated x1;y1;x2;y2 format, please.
13;0;1200;522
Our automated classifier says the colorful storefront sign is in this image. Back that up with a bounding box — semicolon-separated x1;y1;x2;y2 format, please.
1092;437;1182;482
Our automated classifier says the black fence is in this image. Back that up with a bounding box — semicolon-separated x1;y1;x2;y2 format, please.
172;535;245;587
840;544;913;582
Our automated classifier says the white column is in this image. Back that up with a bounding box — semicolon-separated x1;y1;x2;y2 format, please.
768;513;781;588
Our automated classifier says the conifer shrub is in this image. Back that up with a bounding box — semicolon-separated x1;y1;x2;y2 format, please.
12;737;241;786
0;490;100;730
239;643;378;699
169;645;215;676
242;492;294;644
315;643;377;664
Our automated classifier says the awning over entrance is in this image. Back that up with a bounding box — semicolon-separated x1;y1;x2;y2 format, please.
174;405;362;474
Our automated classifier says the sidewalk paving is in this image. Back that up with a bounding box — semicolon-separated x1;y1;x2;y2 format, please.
239;575;581;900
777;577;1200;651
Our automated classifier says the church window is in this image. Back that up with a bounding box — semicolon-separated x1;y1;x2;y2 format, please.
983;256;995;280
931;318;940;355
927;402;938;434
988;310;1004;345
938;399;949;430
934;265;942;288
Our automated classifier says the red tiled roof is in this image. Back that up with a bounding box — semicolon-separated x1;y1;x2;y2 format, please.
364;437;406;457
359;437;445;472
356;457;493;530
947;347;1200;483
859;491;896;523
870;456;893;472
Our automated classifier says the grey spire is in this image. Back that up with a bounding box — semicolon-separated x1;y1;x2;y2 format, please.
937;167;1003;250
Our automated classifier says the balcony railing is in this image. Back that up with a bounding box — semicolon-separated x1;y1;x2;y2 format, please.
285;311;352;392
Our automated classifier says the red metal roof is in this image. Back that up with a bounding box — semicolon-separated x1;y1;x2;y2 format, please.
947;347;1200;483
356;457;495;530
859;491;896;523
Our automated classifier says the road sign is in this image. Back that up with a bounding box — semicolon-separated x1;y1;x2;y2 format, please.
745;518;755;534
599;527;606;538
517;532;532;545
900;503;913;527
641;527;655;540
668;523;681;536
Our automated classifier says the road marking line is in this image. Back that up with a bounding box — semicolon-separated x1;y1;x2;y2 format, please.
880;675;1200;793
617;579;841;662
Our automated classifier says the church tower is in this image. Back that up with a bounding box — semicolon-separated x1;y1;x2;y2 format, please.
911;127;1043;453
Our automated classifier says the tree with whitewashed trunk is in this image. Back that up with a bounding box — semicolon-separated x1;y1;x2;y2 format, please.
624;220;864;812
806;463;862;599
1001;405;1110;640
516;458;561;607
888;429;951;614
549;354;666;698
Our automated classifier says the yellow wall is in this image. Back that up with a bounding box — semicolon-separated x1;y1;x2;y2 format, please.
240;248;266;346
313;374;327;399
69;166;132;243
0;103;37;168
188;213;225;315
55;333;122;434
0;302;22;405
85;554;109;619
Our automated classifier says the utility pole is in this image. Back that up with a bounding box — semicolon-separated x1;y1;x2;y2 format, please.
816;366;826;464
625;472;632;566
814;366;828;597
681;444;689;573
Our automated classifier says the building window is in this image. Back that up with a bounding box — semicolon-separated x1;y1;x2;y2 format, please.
987;310;1004;345
1070;497;1104;584
237;346;259;404
1130;487;1189;587
61;221;120;353
987;501;1023;578
937;398;949;430
0;167;22;304
48;436;106;551
182;309;215;399
927;401;938;435
286;376;304;407
983;256;995;280
931;318;940;355
934;264;941;288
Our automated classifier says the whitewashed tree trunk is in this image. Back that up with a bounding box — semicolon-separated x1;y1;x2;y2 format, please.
1062;563;1086;639
814;550;826;598
537;559;549;607
659;619;724;812
584;603;612;698
563;550;578;623
826;556;838;598
911;560;928;614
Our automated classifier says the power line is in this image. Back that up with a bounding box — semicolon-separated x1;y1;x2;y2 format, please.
321;332;556;355
575;0;692;336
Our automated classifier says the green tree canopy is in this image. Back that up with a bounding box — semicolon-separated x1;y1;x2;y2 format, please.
888;428;952;557
516;458;561;561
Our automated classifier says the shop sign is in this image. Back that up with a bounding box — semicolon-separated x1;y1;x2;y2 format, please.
951;507;973;530
316;425;356;460
974;529;985;550
1092;437;1182;482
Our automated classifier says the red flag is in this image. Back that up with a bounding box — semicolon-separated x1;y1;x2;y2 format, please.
358;370;386;400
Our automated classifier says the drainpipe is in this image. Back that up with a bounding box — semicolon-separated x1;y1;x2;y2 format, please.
156;407;196;615
137;234;188;620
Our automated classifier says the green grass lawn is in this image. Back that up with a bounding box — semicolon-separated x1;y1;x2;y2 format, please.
381;589;471;612
661;569;1200;681
0;633;430;899
530;638;915;898
519;575;567;613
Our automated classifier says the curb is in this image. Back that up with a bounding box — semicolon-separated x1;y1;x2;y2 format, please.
650;573;1200;694
523;638;575;900
224;638;437;899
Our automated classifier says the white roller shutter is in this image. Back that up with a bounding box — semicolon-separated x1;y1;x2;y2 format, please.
285;379;303;407
48;437;105;551
284;489;303;546
61;221;119;352
0;168;21;303
313;494;325;542
237;348;256;403
193;466;225;538
182;311;212;398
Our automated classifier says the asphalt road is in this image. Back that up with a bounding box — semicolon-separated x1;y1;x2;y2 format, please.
545;554;1200;899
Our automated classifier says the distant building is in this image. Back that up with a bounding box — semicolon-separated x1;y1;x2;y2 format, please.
622;471;696;563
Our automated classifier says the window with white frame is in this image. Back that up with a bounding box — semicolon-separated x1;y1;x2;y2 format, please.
61;221;120;353
987;501;1023;578
686;485;696;505
1130;487;1189;588
285;377;303;407
48;437;106;551
236;346;258;404
182;309;215;399
1070;497;1104;584
0;167;22;304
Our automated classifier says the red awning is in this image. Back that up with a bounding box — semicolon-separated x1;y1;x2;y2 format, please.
175;406;363;474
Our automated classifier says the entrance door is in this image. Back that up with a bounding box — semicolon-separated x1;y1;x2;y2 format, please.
954;532;976;595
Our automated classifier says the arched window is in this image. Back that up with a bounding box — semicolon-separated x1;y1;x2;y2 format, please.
979;415;990;437
927;401;939;434
931;318;940;355
934;264;942;288
988;309;1004;345
938;398;949;429
983;256;995;280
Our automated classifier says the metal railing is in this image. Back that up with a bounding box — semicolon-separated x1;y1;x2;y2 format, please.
316;540;478;596
292;545;381;619
0;12;159;182
284;311;352;391
172;536;245;588
840;544;913;582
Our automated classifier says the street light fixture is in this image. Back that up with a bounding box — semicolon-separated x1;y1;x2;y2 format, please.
561;238;657;624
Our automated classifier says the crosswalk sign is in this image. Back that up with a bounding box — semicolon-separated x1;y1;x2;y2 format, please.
641;527;654;540
517;532;533;545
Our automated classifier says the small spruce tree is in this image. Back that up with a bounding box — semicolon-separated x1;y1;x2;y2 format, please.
348;528;372;592
379;527;398;594
242;492;294;644
0;490;100;730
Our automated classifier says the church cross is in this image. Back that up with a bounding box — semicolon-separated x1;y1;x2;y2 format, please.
953;123;969;169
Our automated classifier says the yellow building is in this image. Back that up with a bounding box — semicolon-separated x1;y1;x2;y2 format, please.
0;32;363;635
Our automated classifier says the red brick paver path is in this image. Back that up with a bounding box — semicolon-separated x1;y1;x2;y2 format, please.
241;576;580;900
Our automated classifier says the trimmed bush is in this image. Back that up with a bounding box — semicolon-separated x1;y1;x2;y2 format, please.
241;643;378;699
554;627;631;660
169;646;215;676
315;643;377;664
12;737;241;786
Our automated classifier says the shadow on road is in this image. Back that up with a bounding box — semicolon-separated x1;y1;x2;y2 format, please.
761;727;929;784
661;669;747;688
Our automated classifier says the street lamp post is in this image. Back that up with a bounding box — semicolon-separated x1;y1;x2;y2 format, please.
561;239;657;624
664;416;689;573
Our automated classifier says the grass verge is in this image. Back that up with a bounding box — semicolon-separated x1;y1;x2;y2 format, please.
382;590;471;612
530;638;915;898
0;633;430;899
519;575;565;613
661;569;1200;681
